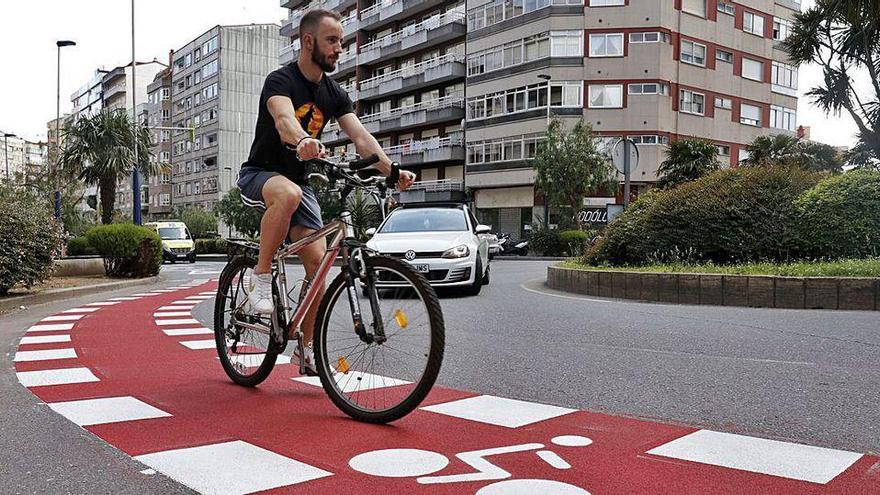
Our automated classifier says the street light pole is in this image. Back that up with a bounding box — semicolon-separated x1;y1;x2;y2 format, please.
55;40;76;220
131;0;142;225
537;73;552;227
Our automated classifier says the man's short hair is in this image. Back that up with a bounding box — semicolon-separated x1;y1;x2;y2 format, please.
300;9;342;39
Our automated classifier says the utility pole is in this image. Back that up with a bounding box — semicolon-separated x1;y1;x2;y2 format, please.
537;73;551;228
131;0;142;225
55;40;76;220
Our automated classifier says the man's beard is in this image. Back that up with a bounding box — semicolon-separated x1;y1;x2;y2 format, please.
311;48;337;73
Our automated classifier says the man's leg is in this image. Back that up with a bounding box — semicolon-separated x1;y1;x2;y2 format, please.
256;176;303;274
288;224;327;345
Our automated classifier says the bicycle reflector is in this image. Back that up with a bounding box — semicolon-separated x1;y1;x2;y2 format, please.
337;356;351;374
394;309;408;329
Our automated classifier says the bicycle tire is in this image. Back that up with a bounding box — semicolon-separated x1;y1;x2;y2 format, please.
214;255;278;387
313;255;445;423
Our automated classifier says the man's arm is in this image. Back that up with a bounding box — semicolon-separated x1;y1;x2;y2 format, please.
337;113;415;189
267;95;323;160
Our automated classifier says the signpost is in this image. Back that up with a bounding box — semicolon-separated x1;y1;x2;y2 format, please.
611;138;639;209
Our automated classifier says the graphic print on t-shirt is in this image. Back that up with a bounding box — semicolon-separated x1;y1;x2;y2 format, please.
296;103;325;138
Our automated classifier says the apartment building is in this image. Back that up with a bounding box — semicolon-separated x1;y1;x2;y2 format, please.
169;24;283;217
145;67;173;219
280;0;468;187
280;0;799;237
2;135;47;182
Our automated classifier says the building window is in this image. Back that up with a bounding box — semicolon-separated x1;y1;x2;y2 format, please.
202;83;218;100
202;36;218;55
160;88;170;100
772;61;798;95
206;133;218;146
770;105;797;131
626;135;670;145
589;33;624;57
588;84;624;108
467;133;544;164
740;103;762;126
716;49;733;64
202;60;219;79
679;90;705;115
160;193;171;206
773;17;793;41
717;2;735;15
743;12;765;36
629;32;667;43
628;83;668;95
714;96;733;109
742;57;764;81
716;144;731;156
467;81;582;120
682;0;706;17
590;0;624;5
466;0;581;32
550;31;584;57
681;40;706;66
467;31;582;77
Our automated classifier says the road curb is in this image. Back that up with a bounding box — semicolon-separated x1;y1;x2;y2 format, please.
197;254;565;263
0;275;163;313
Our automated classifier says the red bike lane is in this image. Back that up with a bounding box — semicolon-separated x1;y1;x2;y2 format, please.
13;282;880;494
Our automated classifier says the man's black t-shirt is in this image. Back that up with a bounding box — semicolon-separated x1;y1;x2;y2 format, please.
243;62;354;183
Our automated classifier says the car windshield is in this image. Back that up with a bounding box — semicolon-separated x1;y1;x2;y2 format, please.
379;208;468;233
158;227;189;240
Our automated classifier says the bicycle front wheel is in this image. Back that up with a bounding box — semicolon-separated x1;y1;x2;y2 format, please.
313;255;444;423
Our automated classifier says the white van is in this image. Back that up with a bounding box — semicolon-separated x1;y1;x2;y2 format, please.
145;221;196;263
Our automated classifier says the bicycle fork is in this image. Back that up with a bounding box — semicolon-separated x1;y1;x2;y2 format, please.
346;247;387;345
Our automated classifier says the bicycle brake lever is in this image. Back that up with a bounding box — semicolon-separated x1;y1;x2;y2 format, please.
307;172;330;184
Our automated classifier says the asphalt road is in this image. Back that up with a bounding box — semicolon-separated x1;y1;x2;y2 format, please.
2;259;879;492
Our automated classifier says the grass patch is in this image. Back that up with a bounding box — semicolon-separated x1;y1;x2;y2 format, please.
560;258;880;278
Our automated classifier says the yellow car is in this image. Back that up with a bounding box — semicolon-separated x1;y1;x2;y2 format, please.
145;221;196;263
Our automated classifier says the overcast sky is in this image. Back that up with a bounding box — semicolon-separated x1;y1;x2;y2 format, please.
0;0;861;147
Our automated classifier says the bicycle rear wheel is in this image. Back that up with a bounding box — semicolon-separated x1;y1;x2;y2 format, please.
214;256;278;387
313;255;444;423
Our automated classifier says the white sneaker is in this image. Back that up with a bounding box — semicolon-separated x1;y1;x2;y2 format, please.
294;344;318;376
247;272;274;315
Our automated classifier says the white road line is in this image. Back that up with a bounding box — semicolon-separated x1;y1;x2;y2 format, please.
41;315;84;322
163;327;212;336
169;300;199;305
520;279;611;304
421;395;576;428
153;312;192;318
179;340;215;350
16;367;99;387
48;396;172;426
86;301;120;307
62;307;100;313
14;348;78;362
155;319;201;326
27;323;75;332
184;295;213;300
646;429;864;485
20;335;72;345
157;305;195;311
108;296;141;301
294;372;409;392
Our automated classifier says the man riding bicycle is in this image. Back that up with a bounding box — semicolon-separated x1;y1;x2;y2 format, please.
237;9;416;373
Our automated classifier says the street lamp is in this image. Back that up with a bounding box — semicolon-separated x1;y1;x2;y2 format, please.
131;0;143;225
537;73;551;227
55;39;76;220
3;132;16;181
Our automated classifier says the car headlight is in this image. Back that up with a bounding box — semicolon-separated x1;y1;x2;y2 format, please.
441;244;470;259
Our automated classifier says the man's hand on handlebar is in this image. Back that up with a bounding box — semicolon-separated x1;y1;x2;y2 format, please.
397;170;416;191
296;137;325;161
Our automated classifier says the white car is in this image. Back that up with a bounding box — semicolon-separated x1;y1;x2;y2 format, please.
366;203;491;295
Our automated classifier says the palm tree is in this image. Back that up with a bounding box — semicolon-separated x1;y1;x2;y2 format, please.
783;0;880;161
741;134;844;173
656;139;720;189
59;110;155;224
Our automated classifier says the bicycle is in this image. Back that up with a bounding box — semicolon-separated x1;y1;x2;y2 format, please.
213;154;445;424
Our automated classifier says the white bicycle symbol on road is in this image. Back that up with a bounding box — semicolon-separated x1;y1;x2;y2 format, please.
348;434;594;494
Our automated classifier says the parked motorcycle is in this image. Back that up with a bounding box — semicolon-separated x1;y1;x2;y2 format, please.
496;232;529;256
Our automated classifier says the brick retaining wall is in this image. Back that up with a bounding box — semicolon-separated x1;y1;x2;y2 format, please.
547;266;880;311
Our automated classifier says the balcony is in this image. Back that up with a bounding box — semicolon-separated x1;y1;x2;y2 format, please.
329;50;358;78
359;0;451;32
322;121;345;142
279;40;300;65
361;95;465;135
281;5;358;39
358;11;466;67
385;134;465;167
339;82;359;102
396;178;466;203
359;53;466;101
103;84;127;102
280;0;306;9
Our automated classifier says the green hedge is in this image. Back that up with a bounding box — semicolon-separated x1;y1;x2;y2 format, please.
795;170;880;259
585;167;823;266
66;236;96;256
86;224;162;278
195;238;227;254
0;188;65;295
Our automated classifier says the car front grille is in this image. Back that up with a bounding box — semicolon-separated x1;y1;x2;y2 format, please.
383;251;445;259
448;267;471;282
377;269;449;282
171;248;191;254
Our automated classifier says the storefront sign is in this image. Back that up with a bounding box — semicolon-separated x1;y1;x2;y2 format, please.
576;209;608;224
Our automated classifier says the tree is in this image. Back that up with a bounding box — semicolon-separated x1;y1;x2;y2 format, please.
216;187;262;238
58;110;154;224
174;206;218;239
784;1;880;163
740;134;844;173
348;188;380;241
657;139;720;189
533;119;618;229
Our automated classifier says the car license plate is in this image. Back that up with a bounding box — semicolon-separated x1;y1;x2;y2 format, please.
411;263;430;273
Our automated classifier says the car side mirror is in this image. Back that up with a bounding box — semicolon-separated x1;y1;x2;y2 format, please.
475;224;491;235
366;227;377;237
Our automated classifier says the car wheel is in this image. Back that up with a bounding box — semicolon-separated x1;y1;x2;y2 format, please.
463;259;483;296
482;263;490;286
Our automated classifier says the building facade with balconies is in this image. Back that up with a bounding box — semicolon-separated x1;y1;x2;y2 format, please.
146;67;174;219
281;0;468;186
169;24;283;224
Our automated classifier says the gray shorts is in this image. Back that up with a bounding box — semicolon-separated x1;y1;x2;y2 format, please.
237;167;323;231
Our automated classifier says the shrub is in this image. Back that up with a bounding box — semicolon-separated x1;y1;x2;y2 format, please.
86;224;162;278
559;230;589;257
195;238;227;254
175;206;218;239
795;169;880;259
0;187;65;295
66;236;96;256
585;167;823;266
529;229;565;256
